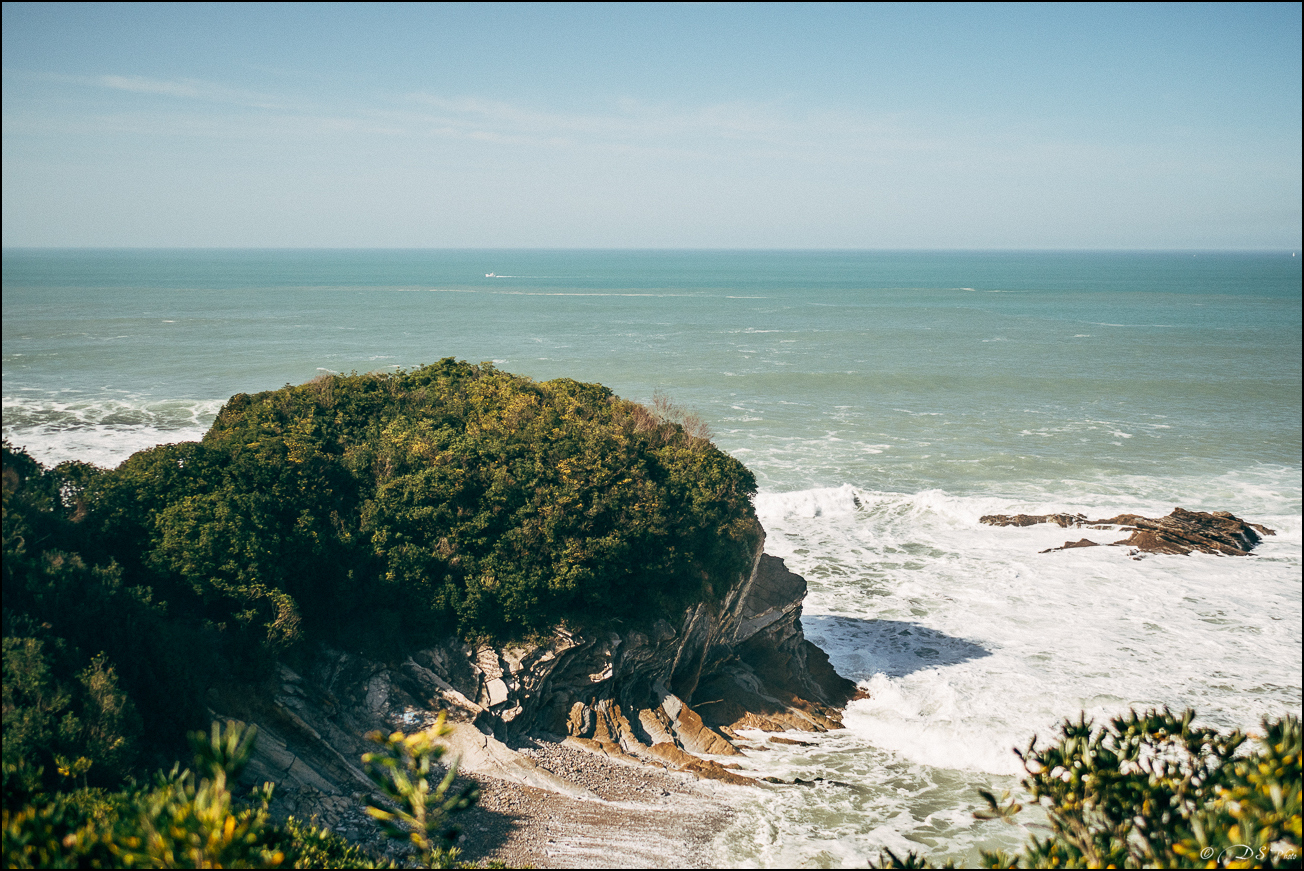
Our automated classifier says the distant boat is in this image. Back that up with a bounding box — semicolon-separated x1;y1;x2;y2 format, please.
485;272;496;277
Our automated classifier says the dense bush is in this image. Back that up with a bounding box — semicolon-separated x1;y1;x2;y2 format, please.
79;359;759;644
875;708;1302;869
2;636;140;807
2;441;212;767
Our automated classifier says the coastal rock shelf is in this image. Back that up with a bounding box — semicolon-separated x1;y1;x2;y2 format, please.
980;507;1276;556
220;537;863;836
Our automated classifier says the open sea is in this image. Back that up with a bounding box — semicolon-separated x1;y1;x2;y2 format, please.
3;249;1301;866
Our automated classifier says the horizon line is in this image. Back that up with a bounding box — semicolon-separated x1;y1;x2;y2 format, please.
3;246;1300;253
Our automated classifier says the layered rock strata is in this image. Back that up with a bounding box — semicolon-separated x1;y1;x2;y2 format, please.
980;507;1275;556
221;540;862;832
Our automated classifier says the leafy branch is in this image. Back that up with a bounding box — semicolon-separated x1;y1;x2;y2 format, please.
361;713;479;869
872;709;1302;869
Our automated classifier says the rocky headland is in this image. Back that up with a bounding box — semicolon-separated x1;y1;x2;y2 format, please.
980;507;1275;556
4;365;866;868
215;538;863;866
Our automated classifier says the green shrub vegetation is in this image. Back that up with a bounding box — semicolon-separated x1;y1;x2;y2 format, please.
2;636;140;806
874;708;1302;869
3;360;753;866
72;359;759;649
3;720;407;869
5;362;757;737
362;713;479;869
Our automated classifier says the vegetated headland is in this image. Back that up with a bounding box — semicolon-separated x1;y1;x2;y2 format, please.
3;359;861;868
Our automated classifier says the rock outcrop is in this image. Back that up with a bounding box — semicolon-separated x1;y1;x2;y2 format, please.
980;507;1276;556
218;535;862;829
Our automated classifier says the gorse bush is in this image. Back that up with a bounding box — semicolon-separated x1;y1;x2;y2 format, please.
874;708;1302;869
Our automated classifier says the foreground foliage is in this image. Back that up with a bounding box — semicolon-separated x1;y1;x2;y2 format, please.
363;713;479;869
874;708;1302;869
2;720;390;869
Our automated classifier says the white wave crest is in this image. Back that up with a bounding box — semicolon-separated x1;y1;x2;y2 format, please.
2;395;224;468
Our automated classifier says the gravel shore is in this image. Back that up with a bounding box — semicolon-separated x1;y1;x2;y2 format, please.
454;737;738;868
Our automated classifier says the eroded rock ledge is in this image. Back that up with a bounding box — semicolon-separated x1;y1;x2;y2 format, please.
980;507;1275;556
220;543;863;829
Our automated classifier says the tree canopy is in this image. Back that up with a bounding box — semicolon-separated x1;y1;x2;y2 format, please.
85;359;760;645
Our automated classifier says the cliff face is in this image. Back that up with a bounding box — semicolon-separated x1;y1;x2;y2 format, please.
224;534;860;827
449;548;858;738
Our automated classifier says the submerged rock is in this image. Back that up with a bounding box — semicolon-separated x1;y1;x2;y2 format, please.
1040;538;1101;553
983;507;1275;556
979;513;1088;528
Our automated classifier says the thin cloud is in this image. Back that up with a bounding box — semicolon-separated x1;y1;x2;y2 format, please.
27;69;964;160
11;71;1188;182
97;74;282;109
401;91;936;158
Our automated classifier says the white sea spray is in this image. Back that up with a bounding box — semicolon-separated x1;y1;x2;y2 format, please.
712;477;1301;865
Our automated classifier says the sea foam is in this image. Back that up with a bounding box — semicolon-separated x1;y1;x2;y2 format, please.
2;395;222;468
718;477;1302;866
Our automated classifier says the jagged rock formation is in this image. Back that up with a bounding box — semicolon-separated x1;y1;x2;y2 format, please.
980;507;1276;556
979;512;1089;529
219;538;862;830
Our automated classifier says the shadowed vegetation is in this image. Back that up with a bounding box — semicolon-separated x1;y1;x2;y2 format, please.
78;359;759;646
3;360;755;863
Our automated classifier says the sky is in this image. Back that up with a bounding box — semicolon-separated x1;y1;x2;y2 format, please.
2;2;1300;249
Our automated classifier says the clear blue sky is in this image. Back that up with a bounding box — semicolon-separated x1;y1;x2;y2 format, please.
3;2;1300;248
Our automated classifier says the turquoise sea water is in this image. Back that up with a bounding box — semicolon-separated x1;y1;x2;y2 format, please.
4;250;1301;866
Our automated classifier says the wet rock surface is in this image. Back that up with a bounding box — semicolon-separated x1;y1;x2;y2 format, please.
978;512;1090;529
981;507;1276;556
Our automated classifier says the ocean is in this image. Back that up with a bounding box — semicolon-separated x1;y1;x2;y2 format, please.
3;249;1301;866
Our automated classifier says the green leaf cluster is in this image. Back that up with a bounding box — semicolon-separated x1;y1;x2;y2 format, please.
362;713;478;869
873;708;1302;869
2;720;388;869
